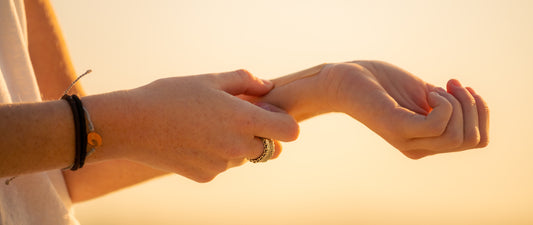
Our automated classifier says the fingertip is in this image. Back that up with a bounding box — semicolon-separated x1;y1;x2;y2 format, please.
285;118;300;142
427;92;440;108
428;91;450;109
448;79;462;87
271;140;283;159
261;79;273;88
447;79;462;93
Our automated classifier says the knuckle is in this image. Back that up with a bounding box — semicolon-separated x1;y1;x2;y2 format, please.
392;138;411;151
406;154;424;160
234;69;254;81
402;149;430;160
194;174;216;183
477;137;489;148
210;161;230;174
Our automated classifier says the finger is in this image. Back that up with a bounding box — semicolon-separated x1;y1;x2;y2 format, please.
447;79;480;149
251;102;300;142
398;90;452;138
215;69;273;96
246;137;278;162
271;140;283;159
406;90;464;151
467;87;490;148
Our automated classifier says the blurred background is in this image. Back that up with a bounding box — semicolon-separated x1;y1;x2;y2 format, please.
50;0;532;224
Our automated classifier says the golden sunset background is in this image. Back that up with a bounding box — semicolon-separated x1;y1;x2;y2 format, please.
50;0;532;224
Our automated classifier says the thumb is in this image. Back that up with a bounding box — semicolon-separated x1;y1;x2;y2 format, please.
215;69;273;96
401;91;452;138
250;102;300;142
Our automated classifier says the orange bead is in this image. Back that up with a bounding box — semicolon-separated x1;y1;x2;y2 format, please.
87;132;102;147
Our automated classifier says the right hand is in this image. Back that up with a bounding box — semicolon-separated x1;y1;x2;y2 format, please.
326;61;489;159
91;69;299;182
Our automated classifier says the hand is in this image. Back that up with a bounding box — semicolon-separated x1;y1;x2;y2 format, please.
326;61;489;159
89;70;299;182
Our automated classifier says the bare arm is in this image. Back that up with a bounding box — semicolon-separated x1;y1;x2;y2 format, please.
25;0;82;99
21;0;175;203
25;0;167;203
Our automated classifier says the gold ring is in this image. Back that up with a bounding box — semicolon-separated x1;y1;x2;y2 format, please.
249;138;275;163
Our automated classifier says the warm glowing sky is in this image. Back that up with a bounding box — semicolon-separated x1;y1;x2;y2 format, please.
51;0;533;224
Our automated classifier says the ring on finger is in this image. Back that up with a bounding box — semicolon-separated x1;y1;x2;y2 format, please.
249;138;275;163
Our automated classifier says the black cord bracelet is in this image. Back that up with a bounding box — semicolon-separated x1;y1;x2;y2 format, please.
61;94;88;170
71;95;88;168
5;70;95;185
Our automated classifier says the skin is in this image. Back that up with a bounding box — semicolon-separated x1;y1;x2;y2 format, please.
2;0;489;203
23;0;169;203
0;68;299;185
259;61;489;159
13;0;296;202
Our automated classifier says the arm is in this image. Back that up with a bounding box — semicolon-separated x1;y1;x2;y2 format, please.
24;0;168;203
0;70;298;187
255;61;489;159
22;0;297;203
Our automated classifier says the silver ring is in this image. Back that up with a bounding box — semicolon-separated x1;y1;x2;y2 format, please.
249;138;275;163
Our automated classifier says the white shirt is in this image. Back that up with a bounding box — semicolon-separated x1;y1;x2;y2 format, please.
0;0;79;224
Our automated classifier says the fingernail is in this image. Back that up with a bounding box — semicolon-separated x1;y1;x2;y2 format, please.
256;102;284;113
261;79;273;86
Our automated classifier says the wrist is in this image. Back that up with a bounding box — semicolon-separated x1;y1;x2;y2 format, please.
259;63;336;121
80;90;137;162
323;62;373;115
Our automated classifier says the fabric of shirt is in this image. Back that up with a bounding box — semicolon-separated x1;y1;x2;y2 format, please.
0;0;79;224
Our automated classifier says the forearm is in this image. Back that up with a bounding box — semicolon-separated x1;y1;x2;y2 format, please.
0;100;78;177
258;63;336;122
66;90;172;202
24;0;168;201
25;0;83;99
63;159;167;203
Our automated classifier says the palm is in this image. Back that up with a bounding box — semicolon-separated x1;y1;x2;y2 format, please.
326;60;453;158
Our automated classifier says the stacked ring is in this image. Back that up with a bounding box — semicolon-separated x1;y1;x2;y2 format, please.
249;138;275;163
